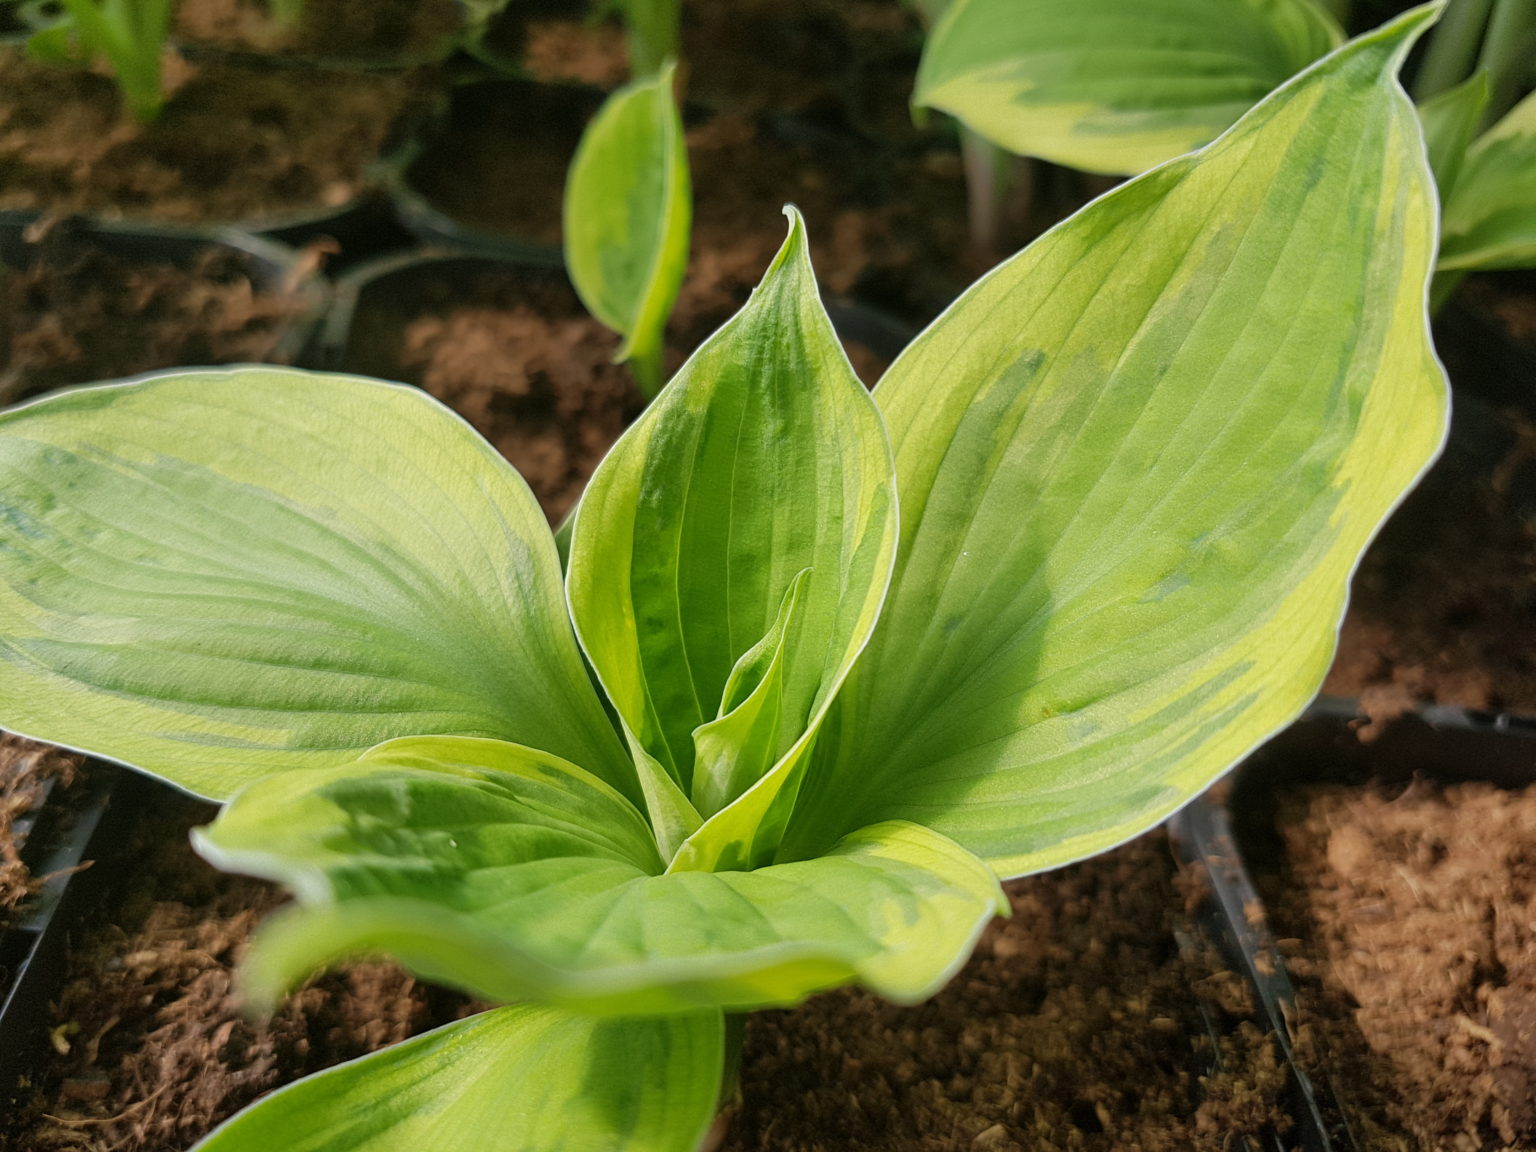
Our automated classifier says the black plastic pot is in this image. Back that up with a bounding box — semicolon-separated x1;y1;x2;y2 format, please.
0;763;146;1114
319;246;916;381
0;212;330;401
385;79;607;262
1169;698;1536;1151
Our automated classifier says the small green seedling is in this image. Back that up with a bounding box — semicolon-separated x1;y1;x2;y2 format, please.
0;11;1447;1149
26;0;172;122
564;62;691;399
914;0;1535;290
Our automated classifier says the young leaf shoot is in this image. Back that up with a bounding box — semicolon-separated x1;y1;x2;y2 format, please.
564;63;692;399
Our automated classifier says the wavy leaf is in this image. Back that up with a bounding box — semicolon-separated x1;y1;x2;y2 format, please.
785;9;1448;876
1439;88;1536;271
193;1005;723;1152
915;0;1341;174
195;738;1004;1014
0;369;632;802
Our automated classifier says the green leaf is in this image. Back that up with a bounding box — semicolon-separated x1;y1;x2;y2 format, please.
563;64;691;397
785;9;1449;877
1417;70;1490;200
0;369;633;803
195;738;1005;1014
192;1005;724;1152
689;568;809;820
1439;88;1536;270
566;209;898;870
915;0;1342;175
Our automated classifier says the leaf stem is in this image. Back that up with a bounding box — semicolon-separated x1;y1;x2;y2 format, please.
625;0;681;77
1477;0;1536;126
960;125;1026;264
1413;0;1493;101
628;343;666;400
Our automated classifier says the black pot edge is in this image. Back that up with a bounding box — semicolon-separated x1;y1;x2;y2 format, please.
312;244;915;378
0;211;332;378
1168;696;1536;1152
0;763;149;1110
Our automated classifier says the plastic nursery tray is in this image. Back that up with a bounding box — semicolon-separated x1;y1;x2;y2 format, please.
316;245;917;375
384;79;609;262
0;211;332;374
1168;697;1536;1152
0;764;150;1112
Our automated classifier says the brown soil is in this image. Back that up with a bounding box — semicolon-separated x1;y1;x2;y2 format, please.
5;793;464;1152
340;261;894;525
487;0;924;129
174;0;462;62
1252;779;1536;1151
340;264;644;525
0;49;423;224
406;87;1073;328
724;832;1290;1152
0;735;83;929
1323;398;1536;723
1;229;312;404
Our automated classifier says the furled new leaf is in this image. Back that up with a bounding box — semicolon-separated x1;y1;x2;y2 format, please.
192;1004;724;1152
785;9;1448;876
564;63;691;397
195;736;1005;1015
0;370;632;802
1439;88;1536;270
567;209;897;871
915;0;1341;175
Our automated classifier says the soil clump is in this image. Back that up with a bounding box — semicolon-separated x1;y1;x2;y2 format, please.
1252;779;1536;1151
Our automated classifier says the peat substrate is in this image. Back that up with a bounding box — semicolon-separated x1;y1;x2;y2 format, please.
173;0;462;63
0;50;422;224
404;92;1075;327
1242;778;1536;1151
338;261;892;524
3;819;1289;1152
0;232;311;405
0;736;84;940
1323;389;1536;724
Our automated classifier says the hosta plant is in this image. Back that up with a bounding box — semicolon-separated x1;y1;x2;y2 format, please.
564;62;691;399
0;10;1447;1149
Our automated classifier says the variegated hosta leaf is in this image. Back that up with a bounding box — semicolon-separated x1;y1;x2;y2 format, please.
1439;88;1536;271
784;9;1448;877
0;370;633;803
194;736;1005;1015
566;209;898;870
192;1005;724;1152
563;63;691;396
915;0;1341;175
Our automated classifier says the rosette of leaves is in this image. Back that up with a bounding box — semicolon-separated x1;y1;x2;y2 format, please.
0;10;1447;1149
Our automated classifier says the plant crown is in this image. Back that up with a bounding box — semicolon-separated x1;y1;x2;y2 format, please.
0;9;1448;1149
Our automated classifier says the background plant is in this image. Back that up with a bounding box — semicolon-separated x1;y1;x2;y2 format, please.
0;9;1448;1149
563;62;691;398
916;0;1534;292
25;0;171;121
